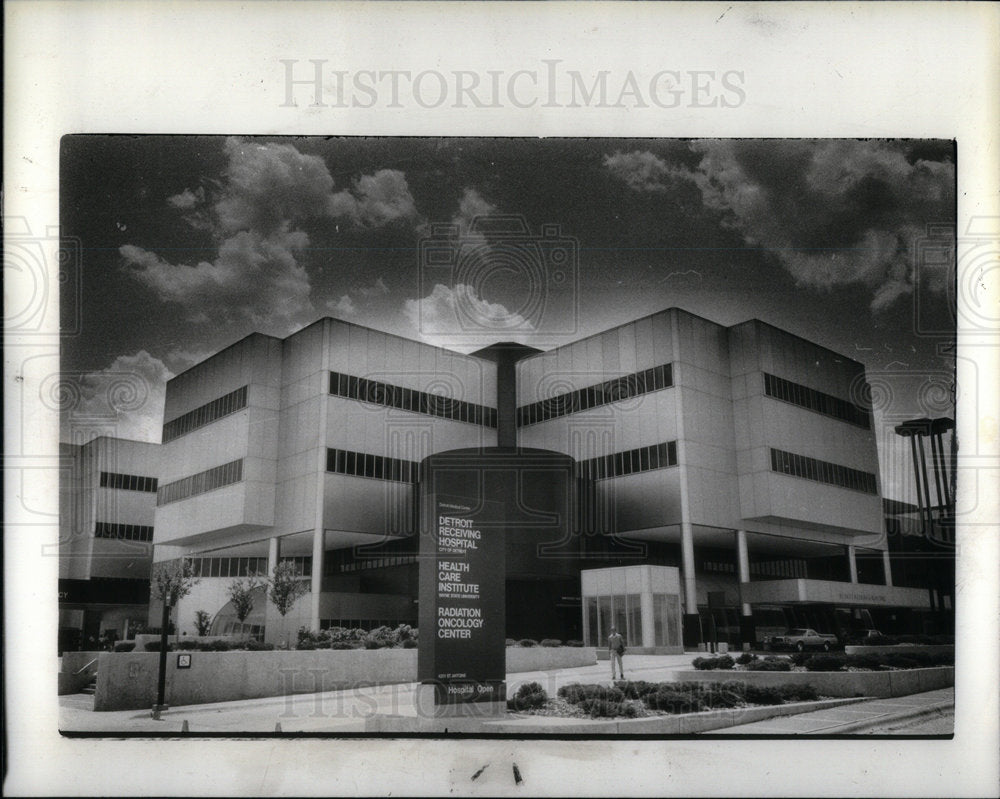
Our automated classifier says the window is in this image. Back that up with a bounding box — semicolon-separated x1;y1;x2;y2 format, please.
99;471;158;493
517;362;673;427
162;385;248;442
327;448;418;484
329;371;496;428
156;459;244;505
762;373;870;428
94;522;154;542
577;441;678;481
768;447;878;495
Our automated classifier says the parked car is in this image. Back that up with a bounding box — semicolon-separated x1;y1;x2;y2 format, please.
768;628;838;652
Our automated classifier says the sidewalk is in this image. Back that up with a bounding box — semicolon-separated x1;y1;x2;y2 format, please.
57;656;953;736
701;686;954;735
59;654;694;734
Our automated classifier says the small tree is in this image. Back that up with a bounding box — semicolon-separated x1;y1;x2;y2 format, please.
227;574;262;638
151;559;199;715
267;560;309;648
194;610;212;637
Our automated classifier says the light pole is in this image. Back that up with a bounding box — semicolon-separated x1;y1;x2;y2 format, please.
152;597;171;719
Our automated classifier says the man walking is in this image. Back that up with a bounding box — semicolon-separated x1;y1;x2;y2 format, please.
608;627;625;680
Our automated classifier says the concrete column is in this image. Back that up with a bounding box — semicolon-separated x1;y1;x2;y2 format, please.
882;549;893;587
736;529;755;650
847;544;859;584
310;319;332;633
671;311;701;647
736;529;751;616
310;527;325;630
268;536;281;572
639;586;656;649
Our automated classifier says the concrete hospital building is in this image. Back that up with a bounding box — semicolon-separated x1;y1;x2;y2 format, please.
61;308;943;651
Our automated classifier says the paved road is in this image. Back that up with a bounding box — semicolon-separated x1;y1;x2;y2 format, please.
702;687;954;735
859;706;954;735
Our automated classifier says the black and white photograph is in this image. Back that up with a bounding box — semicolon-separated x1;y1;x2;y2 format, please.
4;2;998;796
55;135;958;738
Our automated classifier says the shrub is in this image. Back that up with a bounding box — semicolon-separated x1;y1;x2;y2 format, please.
143;641;173;652
744;685;785;705
566;639;584;647
779;684;819;702
362;638;382;649
699;682;745;708
557;683;624;705
882;653;921;669
579;698;636;718
330;641;356;650
614;681;659;700
365;625;400;649
645;687;706;714
401;638;417;648
845;653;883;670
804;654;846;672
245;640;275;651
176;639;199;650
790;651;813;667
518;639;539;648
692;655;735;670
506;681;549;711
113;642;136;653
746;656;792;672
297;640;320;650
505;638;518;647
539;639;563;647
736;652;757;665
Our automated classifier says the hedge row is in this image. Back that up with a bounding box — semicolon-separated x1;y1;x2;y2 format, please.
556;680;820;718
802;651;955;671
504;639;585;647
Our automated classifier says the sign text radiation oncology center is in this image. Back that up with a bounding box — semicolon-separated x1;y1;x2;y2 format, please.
280;60;746;109
437;515;483;640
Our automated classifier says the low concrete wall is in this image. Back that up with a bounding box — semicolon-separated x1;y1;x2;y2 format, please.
95;650;418;711
596;646;683;659
59;652;101;695
95;647;599;710
507;647;596;671
844;644;954;657
669;666;954;698
61;652;102;673
132;634;243;650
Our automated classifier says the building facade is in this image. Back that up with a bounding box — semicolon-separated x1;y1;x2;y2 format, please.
132;309;938;646
58;436;159;652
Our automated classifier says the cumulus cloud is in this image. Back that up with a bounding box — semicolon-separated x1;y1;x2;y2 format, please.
166;186;205;210
121;228;312;327
402;283;534;344
327;294;357;317
328;169;419;228
605;141;955;311
121;138;422;332
603;150;686;192
61;351;173;443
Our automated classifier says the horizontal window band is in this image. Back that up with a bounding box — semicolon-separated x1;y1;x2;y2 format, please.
769;447;878;495
99;471;158;493
156;458;244;506
327;448;419;484
94;522;154;542
763;373;870;429
330;371;497;428
576;441;677;481
517;363;672;427
162;385;248;443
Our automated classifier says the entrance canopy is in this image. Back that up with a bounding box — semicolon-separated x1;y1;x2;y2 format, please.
742;578;931;609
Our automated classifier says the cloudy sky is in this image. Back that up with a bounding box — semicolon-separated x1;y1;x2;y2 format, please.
60;136;956;500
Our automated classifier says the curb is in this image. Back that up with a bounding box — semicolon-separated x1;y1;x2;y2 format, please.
806;700;954;735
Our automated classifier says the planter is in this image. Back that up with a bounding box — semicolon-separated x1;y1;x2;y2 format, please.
669;666;954;699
